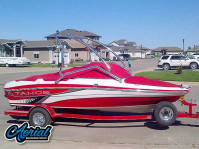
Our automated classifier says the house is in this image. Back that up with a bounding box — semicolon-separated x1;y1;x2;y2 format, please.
134;46;152;57
21;29;108;64
154;47;183;56
109;39;136;47
0;29;107;64
23;39;99;64
45;29;109;63
109;39;152;59
110;45;151;59
0;39;24;57
23;40;57;63
187;46;199;55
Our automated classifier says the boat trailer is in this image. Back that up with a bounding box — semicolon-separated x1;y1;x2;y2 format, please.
4;97;199;124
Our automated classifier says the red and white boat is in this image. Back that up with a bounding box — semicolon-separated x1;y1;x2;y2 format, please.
4;62;188;113
4;32;198;127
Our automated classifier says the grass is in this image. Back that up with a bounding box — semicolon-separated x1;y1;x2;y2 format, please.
130;57;143;61
16;64;57;67
67;64;82;67
130;57;156;61
136;70;199;82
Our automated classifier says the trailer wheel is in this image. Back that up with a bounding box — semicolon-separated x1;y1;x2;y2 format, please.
29;107;52;127
6;63;9;67
154;101;177;126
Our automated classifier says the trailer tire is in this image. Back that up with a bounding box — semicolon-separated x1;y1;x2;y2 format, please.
154;101;177;126
29;107;52;127
6;63;9;67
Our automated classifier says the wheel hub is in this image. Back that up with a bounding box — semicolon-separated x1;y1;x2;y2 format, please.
159;107;173;121
191;64;197;69
32;112;45;126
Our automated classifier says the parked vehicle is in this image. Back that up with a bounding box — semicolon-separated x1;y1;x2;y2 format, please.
0;57;31;67
117;54;131;61
4;33;196;127
192;54;199;60
158;55;199;70
146;54;155;58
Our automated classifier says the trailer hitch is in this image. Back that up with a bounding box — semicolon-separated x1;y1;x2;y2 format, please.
178;96;199;118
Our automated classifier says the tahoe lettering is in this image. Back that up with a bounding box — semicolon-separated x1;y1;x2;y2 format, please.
13;91;50;96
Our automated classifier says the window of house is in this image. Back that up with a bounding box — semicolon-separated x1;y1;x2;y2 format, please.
34;54;39;59
75;53;79;57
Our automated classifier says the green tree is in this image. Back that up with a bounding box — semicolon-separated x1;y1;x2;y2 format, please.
187;46;191;51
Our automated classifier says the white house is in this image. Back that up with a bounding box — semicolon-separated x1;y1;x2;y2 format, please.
187;46;199;55
109;39;152;59
109;39;136;47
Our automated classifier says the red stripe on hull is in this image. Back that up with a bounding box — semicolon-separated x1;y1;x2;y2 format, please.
48;96;180;108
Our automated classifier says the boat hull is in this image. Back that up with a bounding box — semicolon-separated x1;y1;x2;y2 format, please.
4;78;189;113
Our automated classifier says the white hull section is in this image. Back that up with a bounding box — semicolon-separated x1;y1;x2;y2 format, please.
5;78;188;92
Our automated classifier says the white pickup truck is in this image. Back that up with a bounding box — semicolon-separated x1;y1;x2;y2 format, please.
0;57;31;67
158;55;199;70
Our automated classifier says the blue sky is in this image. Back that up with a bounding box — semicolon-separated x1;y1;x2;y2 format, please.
0;0;198;49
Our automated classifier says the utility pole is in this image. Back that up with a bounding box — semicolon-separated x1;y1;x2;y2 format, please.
183;39;184;54
194;45;196;54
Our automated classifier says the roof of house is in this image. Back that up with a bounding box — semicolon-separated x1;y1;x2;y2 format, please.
24;40;56;48
0;39;23;45
45;29;101;38
111;46;142;52
116;39;127;44
137;46;152;51
187;46;199;52
23;39;89;49
110;39;136;46
154;47;183;52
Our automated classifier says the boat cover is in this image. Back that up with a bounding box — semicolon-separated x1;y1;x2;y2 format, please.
18;62;131;81
17;62;180;87
124;76;180;87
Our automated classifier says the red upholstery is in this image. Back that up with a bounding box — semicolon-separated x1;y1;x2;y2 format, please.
125;76;180;87
18;62;131;81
